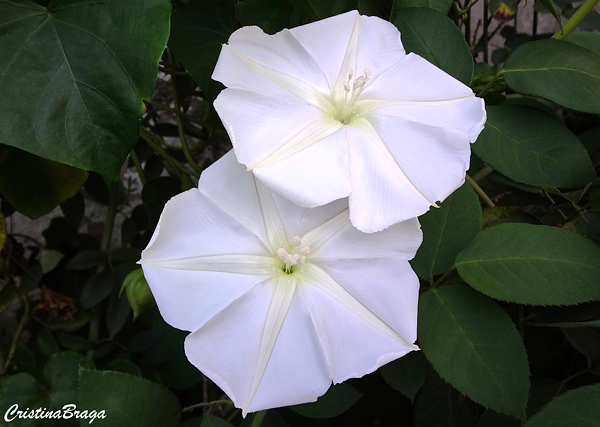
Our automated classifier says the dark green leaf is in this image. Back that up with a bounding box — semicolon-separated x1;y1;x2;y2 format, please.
524;384;600;427
0;283;16;313
393;0;453;15
0;146;88;219
379;351;426;401
536;0;561;25
169;0;234;99
44;351;94;407
482;206;538;229
394;8;474;85
411;183;482;281
200;414;236;427
56;332;93;351
456;223;600;305
504;39;600;114
414;380;477;427
473;105;595;188
80;271;118;309
476;410;520;427
142;177;181;229
78;368;182;427
0;373;50;427
0;0;171;179
418;286;530;418
562;328;600;362
103;359;141;377
106;290;131;339
309;0;387;19
527;378;562;418
238;0;297;34
37;328;60;357
66;249;104;270
291;382;362;418
60;192;85;227
40;249;65;273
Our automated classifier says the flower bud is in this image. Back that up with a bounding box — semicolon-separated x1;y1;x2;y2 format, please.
120;268;155;320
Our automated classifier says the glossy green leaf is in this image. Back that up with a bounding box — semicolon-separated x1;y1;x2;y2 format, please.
564;32;600;57
0;0;171;179
310;0;387;18
80;271;118;310
0;146;88;219
291;382;362;418
394;8;473;85
504;39;600;114
380;351;427;401
418;286;530;418
411;183;482;281
169;0;235;99
393;0;453;15
524;384;600;427
456;223;600;305
78;368;181;427
473;105;595;188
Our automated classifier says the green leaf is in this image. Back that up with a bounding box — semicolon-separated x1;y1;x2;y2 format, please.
0;146;88;219
393;8;473;85
169;0;234;99
411;183;482;281
379;351;427;401
200;414;236;427
238;0;299;33
456;223;600;305
418;286;530;418
535;0;561;25
473;105;595;188
78;368;182;427
142;177;181;229
80;271;119;309
0;373;50;427
291;382;362;418
0;0;171;179
37;328;60;357
40;249;65;273
65;249;105;270
482;206;538;229
503;39;600;114
0;211;5;251
103;359;141;377
44;351;94;408
413;380;478;427
524;384;600;427
564;32;600;57
393;0;453;15
309;0;387;19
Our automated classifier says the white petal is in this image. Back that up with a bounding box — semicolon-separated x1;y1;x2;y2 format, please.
300;264;418;383
142;267;269;332
214;90;336;169
309;215;423;261
212;26;331;110
141;254;276;275
185;277;331;414
255;176;290;252
345;120;436;233
252;127;351;208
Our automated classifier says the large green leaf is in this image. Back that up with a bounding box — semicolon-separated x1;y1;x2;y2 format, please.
564;32;600;57
456;223;600;305
168;0;234;99
472;105;595;188
411;182;482;281
0;0;171;179
503;39;600;114
78;368;181;427
394;8;473;85
0;146;88;219
418;286;530;418
393;0;453;15
379;351;427;401
524;384;600;427
291;383;362;418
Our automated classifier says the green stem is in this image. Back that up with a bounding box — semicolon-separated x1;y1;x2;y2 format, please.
130;150;146;186
552;0;600;39
168;51;203;175
471;164;494;182
144;99;205;128
182;399;233;412
139;126;200;178
100;181;118;255
433;265;457;288
250;411;268;427
466;174;495;208
0;294;29;376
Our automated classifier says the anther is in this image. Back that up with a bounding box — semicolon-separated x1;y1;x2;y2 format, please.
292;236;302;247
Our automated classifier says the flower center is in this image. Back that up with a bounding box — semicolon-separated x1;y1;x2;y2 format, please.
276;235;310;275
332;67;371;125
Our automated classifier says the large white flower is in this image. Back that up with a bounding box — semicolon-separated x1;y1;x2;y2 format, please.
212;10;486;233
140;151;422;415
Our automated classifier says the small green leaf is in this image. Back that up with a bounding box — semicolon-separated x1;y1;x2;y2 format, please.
524;384;600;427
0;146;88;219
473;105;595;188
80;271;119;309
456;223;600;305
40;249;65;274
393;0;453;15
418;286;530;418
66;249;105;270
411;183;482;281
122;269;156;320
380;351;427;401
37;328;60;357
78;368;182;427
504;39;600;114
536;0;561;25
169;0;235;99
394;8;474;85
0;0;171;179
291;382;362;418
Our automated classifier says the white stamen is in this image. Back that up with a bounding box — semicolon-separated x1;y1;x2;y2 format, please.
299;246;310;256
292;236;302;247
297;255;306;265
364;68;372;77
347;67;354;80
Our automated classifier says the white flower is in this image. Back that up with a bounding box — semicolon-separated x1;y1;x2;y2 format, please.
212;10;486;233
139;151;422;416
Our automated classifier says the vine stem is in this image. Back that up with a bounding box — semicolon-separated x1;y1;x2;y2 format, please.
144;99;205;128
250;410;268;427
182;400;233;412
0;294;29;376
552;0;600;39
433;265;457;288
466;174;495;208
130;150;146;185
471;164;494;183
139;126;200;178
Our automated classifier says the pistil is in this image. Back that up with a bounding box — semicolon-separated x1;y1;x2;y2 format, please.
334;67;372;125
276;235;310;274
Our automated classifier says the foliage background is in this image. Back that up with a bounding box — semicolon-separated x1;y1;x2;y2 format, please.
1;0;600;425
